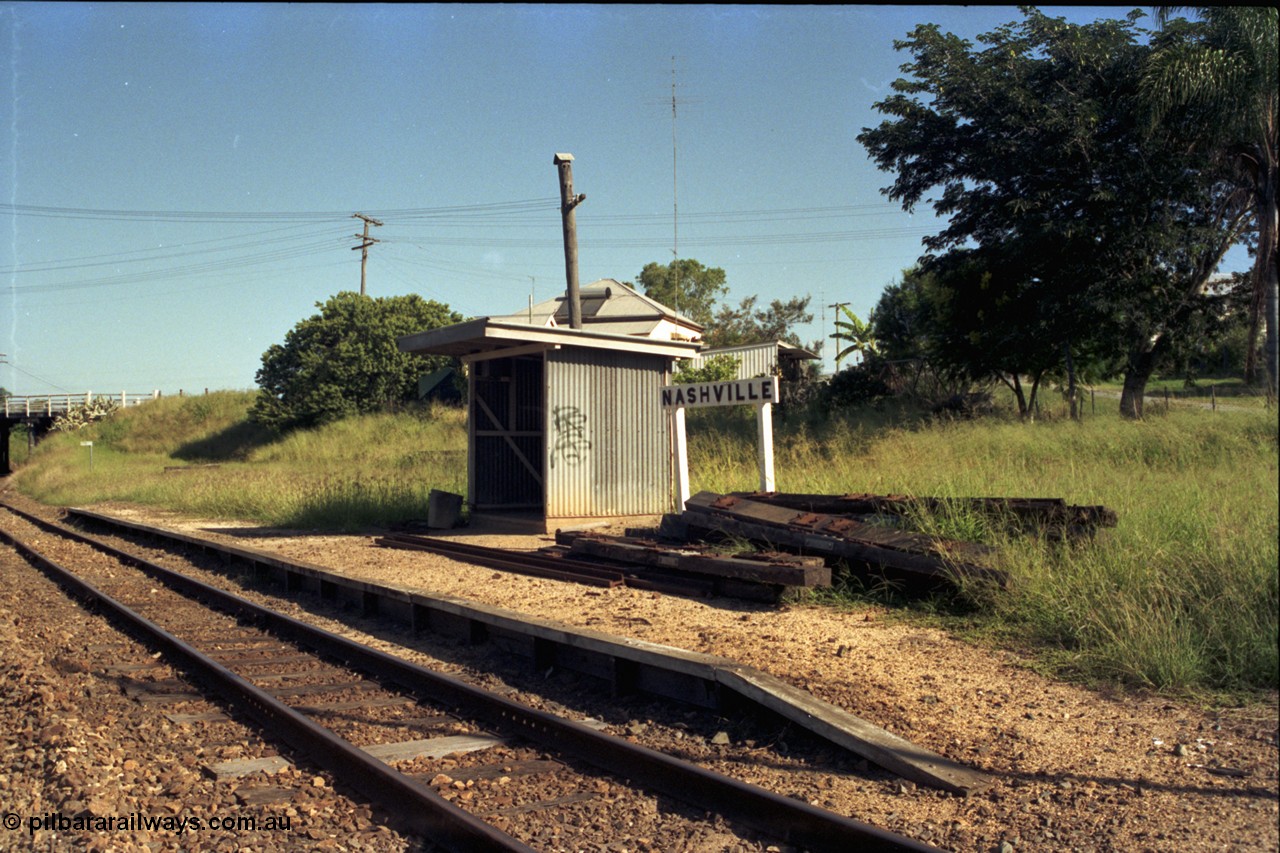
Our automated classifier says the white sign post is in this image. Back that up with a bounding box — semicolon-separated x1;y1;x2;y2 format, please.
661;377;779;508
80;440;94;471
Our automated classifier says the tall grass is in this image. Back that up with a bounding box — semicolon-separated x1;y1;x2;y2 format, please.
8;390;1276;693
778;407;1276;693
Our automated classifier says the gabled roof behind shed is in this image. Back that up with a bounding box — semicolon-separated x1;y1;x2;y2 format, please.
494;279;703;339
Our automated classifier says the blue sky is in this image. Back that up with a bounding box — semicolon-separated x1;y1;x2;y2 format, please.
1;4;1249;395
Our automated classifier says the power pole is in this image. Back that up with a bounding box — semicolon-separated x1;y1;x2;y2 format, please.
554;153;586;330
819;295;826;364
829;302;850;369
351;213;383;296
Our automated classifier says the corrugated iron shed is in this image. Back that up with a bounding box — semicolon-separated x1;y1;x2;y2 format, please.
399;304;701;532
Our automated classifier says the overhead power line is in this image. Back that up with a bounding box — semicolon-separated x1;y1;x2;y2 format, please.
2;222;338;276
377;225;938;250
9;233;349;293
3;361;74;393
0;198;559;223
4;198;934;298
0;199;905;228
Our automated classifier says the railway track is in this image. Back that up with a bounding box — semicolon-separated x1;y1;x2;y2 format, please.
0;500;938;852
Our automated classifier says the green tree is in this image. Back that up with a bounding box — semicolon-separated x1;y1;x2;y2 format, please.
252;292;461;432
924;252;1054;417
872;257;1059;415
672;354;741;384
869;270;933;364
858;9;1248;418
1156;273;1254;380
1143;6;1277;394
867;267;971;403
704;294;814;349
637;258;816;351
636;258;728;328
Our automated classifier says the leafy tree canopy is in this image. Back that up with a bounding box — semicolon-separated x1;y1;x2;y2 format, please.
636;258;816;352
1143;6;1277;391
857;8;1250;417
637;259;728;328
252;292;461;432
705;294;814;349
869;269;933;364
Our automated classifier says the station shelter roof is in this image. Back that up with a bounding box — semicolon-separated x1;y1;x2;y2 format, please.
398;278;703;361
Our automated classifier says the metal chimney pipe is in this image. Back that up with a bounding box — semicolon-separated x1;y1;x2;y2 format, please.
554;153;586;330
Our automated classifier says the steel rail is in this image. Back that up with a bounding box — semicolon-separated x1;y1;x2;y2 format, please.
2;502;941;852
0;520;535;853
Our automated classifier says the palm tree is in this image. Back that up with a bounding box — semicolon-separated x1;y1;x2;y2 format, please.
830;305;878;369
1143;7;1278;394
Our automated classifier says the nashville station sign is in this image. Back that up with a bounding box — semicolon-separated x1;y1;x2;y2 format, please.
661;376;780;503
660;377;779;410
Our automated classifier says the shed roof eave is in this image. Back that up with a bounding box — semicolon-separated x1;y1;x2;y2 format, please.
397;318;703;359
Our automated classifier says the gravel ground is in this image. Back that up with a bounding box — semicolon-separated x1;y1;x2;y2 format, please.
3;492;1278;852
0;544;414;852
0;503;787;853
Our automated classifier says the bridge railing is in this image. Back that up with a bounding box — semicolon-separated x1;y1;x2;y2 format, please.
2;390;161;418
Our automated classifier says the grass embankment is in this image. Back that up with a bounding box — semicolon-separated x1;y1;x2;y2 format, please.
7;390;1277;696
10;391;466;530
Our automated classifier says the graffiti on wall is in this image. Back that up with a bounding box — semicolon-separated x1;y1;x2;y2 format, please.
550;405;591;468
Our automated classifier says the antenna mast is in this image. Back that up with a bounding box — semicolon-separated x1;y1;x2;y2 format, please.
671;56;679;259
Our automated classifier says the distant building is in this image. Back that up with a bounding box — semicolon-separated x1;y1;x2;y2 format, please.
496;278;703;342
684;340;820;383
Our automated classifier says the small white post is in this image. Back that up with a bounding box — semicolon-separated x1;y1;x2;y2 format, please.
673;405;690;509
756;401;775;492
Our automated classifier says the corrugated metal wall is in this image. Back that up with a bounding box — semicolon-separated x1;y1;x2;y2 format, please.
545;348;673;518
686;343;778;380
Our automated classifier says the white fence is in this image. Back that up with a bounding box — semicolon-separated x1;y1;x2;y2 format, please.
2;391;160;418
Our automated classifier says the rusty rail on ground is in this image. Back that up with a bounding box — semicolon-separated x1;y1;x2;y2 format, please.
378;532;717;597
